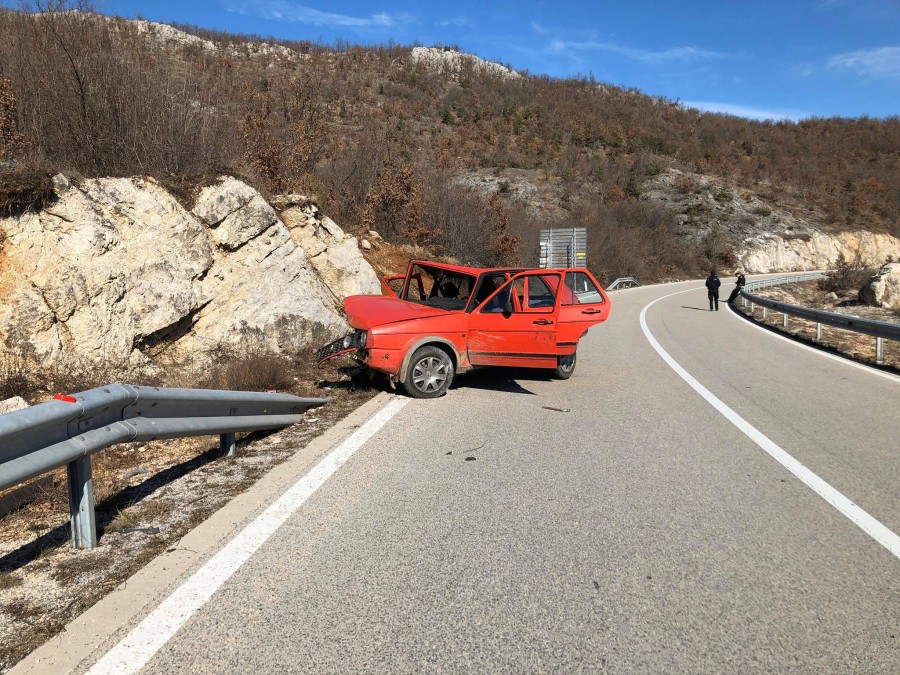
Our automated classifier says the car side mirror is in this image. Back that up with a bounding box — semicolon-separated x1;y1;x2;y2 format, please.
503;299;514;317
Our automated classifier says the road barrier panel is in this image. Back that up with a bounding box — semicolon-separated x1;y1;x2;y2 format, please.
0;385;326;548
740;273;900;363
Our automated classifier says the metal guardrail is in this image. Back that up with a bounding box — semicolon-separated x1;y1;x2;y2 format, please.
739;273;900;364
0;384;326;548
607;277;641;291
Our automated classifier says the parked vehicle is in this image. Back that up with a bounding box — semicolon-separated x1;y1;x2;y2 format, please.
315;260;611;398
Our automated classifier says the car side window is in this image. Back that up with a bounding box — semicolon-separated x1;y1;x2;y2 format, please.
563;271;604;305
525;275;557;311
481;284;511;313
472;274;508;309
480;274;559;314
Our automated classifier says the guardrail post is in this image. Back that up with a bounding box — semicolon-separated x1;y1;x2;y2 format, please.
876;338;884;365
221;432;236;458
783;313;789;328
816;323;823;341
763;307;768;320
67;456;97;549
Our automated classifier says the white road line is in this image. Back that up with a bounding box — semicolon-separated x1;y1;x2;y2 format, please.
725;301;900;384
640;289;900;561
87;397;409;675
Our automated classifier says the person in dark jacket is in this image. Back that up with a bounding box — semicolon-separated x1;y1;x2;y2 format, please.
705;269;721;311
727;270;746;304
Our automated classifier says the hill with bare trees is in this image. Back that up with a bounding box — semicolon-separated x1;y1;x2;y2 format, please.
1;2;898;283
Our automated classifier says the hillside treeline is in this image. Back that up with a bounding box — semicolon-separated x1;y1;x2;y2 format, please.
0;2;897;281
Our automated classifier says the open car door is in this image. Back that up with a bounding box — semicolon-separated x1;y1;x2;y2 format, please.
467;271;562;369
555;269;610;353
381;274;405;298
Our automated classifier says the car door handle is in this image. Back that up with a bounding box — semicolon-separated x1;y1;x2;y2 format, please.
533;319;554;325
581;309;602;315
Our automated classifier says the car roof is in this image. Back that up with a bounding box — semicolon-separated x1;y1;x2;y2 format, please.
407;260;589;275
407;260;524;276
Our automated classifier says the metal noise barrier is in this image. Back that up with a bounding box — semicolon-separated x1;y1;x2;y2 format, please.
0;384;327;548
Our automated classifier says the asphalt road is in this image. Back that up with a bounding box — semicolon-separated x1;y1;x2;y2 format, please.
54;279;900;672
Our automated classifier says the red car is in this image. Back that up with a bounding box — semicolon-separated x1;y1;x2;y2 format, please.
316;260;611;398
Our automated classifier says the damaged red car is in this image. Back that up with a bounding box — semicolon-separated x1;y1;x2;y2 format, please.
316;260;611;398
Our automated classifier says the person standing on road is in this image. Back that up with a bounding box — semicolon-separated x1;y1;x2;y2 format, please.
727;270;746;304
705;269;721;311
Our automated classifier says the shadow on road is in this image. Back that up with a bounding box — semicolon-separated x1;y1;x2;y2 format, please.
681;306;712;312
451;367;555;395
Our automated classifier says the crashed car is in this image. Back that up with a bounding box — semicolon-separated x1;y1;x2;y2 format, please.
316;260;611;398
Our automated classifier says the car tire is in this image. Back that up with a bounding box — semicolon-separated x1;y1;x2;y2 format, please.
402;346;454;398
552;352;577;380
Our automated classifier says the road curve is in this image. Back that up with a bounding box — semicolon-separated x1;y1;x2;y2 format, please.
21;277;900;673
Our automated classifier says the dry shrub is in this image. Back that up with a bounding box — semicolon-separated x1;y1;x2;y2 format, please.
201;348;297;392
0;349;34;400
818;253;877;294
0;169;55;217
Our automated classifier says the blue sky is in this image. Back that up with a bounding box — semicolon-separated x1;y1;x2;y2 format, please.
21;0;900;120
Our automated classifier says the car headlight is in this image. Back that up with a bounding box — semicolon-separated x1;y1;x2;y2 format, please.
342;335;353;349
358;330;367;348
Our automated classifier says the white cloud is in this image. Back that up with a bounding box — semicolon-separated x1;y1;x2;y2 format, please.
827;46;900;77
548;39;723;64
437;17;473;28
681;101;806;122
223;1;412;29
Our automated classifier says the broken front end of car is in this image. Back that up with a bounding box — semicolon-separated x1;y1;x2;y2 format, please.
315;329;368;366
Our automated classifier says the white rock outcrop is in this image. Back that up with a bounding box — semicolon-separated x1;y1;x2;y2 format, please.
410;47;520;80
860;262;900;311
275;196;382;300
738;231;900;273
0;176;361;364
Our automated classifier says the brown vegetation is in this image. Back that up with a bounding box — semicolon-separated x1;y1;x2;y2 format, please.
1;2;898;282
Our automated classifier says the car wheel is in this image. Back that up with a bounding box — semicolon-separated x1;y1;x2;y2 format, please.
402;346;454;398
552;352;577;380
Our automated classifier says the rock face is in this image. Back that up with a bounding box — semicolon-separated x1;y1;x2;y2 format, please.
860;263;900;311
738;231;900;274
275;195;381;301
409;47;520;80
0;176;367;365
644;169;900;274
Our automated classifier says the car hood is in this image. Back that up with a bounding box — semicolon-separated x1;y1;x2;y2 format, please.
344;295;450;329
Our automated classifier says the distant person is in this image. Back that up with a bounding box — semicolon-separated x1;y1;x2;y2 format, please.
727;270;746;304
705;269;721;311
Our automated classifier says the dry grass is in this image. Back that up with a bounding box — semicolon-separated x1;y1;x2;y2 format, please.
736;281;900;371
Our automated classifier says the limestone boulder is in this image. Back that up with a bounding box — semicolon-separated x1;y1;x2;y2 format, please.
859;263;900;311
193;177;278;251
0;176;348;364
0;177;212;362
277;197;382;300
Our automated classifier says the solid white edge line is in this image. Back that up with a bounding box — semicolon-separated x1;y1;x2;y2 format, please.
725;301;900;384
640;288;900;561
87;397;410;675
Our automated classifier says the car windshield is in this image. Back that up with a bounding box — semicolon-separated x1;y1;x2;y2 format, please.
402;264;476;310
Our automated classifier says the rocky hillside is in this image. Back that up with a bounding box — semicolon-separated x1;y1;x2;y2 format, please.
0;175;380;366
1;5;897;284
